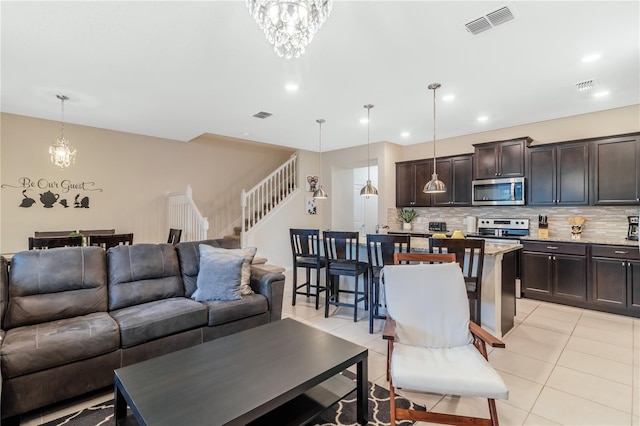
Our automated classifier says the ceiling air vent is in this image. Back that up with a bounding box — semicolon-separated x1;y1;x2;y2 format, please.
575;79;598;92
252;111;273;119
465;5;517;35
486;6;515;27
465;17;492;35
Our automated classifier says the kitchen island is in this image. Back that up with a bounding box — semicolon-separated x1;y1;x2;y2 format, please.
409;237;521;338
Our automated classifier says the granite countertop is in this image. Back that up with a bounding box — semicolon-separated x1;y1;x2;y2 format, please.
388;229;639;247
520;235;639;247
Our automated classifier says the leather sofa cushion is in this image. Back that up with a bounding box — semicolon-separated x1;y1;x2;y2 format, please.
1;312;119;379
5;247;107;329
109;297;207;348
108;244;184;311
200;293;268;326
175;239;240;298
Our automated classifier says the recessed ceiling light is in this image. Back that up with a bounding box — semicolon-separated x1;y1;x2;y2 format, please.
241;132;251;137
401;132;410;138
477;116;489;122
442;94;455;102
582;53;601;63
593;90;610;98
360;118;369;124
285;83;298;91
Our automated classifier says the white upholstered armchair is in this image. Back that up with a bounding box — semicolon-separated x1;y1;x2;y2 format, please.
382;260;508;426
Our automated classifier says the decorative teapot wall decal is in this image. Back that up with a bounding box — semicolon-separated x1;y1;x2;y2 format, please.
19;190;36;208
40;190;60;208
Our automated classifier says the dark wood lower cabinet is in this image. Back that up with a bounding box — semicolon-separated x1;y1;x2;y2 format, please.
522;242;640;317
521;241;587;305
590;245;640;316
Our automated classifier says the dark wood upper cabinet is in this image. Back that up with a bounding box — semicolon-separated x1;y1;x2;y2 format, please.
528;142;589;206
396;159;432;207
473;137;531;179
592;135;640;205
396;155;472;207
431;155;473;206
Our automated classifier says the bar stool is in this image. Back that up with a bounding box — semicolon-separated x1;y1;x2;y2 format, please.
323;231;368;322
289;229;326;309
366;233;410;333
429;238;485;325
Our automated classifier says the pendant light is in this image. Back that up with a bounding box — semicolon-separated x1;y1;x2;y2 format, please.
360;104;378;197
423;83;446;193
49;95;77;169
312;118;328;199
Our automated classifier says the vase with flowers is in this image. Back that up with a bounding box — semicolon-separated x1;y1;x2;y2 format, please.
398;208;419;231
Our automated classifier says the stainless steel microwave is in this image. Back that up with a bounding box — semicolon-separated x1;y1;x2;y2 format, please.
472;177;526;206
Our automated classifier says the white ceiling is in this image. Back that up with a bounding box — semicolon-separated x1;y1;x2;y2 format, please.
1;1;638;153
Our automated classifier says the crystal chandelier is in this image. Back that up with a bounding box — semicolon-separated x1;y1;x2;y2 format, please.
313;118;328;199
246;0;333;59
360;104;378;197
423;83;446;193
49;95;76;169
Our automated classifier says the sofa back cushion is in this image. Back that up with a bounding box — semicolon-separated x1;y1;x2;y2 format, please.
4;247;107;329
108;243;184;311
175;239;240;297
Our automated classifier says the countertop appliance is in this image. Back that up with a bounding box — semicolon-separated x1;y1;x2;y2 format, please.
429;222;447;232
628;215;639;241
472;177;526;206
475;218;530;244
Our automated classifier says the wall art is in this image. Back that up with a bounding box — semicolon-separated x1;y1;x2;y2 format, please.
2;176;102;210
305;175;318;192
305;197;317;215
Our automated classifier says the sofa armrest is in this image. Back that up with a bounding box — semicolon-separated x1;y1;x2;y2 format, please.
250;267;285;322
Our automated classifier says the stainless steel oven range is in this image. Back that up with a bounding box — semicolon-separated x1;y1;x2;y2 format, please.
476;218;530;244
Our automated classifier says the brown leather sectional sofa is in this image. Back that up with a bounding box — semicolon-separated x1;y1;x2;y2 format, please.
0;239;285;423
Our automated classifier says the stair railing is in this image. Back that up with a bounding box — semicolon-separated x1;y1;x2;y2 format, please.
166;185;209;242
241;153;297;245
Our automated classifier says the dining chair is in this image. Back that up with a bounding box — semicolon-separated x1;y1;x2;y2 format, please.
88;233;133;250
289;229;326;309
365;233;410;333
167;228;182;245
429;238;486;325
383;261;508;426
323;231;368;322
28;236;83;250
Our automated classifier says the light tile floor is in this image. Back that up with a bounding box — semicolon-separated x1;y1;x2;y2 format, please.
283;271;639;426
19;270;640;426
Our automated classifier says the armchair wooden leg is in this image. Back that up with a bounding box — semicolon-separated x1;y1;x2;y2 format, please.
488;398;499;426
389;378;397;426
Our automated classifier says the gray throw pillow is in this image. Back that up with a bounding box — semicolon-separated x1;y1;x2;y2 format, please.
192;245;245;301
199;246;257;295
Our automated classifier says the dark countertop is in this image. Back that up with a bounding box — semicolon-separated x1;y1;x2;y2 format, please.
387;230;639;247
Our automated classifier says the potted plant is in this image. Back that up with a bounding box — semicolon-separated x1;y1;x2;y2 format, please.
398;208;419;231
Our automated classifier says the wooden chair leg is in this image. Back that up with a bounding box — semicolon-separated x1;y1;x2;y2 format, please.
353;275;359;322
389;377;397;426
488;398;499;426
292;266;298;306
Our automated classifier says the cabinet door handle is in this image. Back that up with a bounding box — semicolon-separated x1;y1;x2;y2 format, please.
549;255;553;260
546;246;559;250
614;250;629;254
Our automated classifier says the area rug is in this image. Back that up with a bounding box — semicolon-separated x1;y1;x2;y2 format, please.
43;372;425;426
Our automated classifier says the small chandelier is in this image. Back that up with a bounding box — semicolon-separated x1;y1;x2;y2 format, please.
360;104;378;198
246;0;333;59
313;118;328;199
423;83;446;193
49;95;76;169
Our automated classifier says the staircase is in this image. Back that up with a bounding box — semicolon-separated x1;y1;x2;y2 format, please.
165;185;209;242
241;153;298;246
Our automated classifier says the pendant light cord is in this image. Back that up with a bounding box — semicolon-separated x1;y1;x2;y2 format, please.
365;104;374;181
432;86;437;175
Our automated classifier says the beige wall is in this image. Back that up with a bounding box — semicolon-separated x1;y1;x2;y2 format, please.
2;105;638;261
402;105;640;161
0;113;294;253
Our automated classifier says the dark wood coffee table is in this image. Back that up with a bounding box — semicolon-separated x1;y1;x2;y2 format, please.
114;318;368;425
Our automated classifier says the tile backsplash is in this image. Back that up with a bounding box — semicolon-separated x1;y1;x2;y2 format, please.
388;205;640;241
